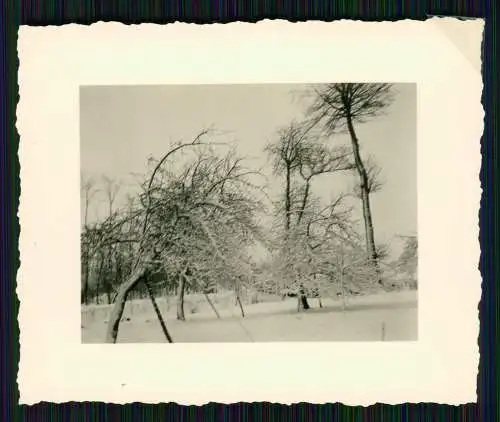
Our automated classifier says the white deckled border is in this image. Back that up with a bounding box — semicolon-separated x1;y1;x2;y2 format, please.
17;19;483;405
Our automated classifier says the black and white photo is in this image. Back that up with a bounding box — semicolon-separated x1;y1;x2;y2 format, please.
80;83;418;343
18;19;482;405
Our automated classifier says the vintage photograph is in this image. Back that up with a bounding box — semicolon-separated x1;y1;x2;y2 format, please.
80;83;417;343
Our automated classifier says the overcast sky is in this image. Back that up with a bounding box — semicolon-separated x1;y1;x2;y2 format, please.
80;83;416;258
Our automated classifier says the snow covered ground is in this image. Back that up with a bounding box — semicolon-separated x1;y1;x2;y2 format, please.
81;290;418;343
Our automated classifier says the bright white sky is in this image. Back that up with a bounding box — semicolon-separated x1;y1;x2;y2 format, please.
80;83;416;259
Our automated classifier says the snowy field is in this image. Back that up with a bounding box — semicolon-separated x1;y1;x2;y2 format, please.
81;290;418;343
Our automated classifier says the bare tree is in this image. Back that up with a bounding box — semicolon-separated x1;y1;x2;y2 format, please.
306;83;395;284
266;121;354;310
266;122;314;309
81;175;98;227
280;194;359;304
99;176;122;303
102;175;121;217
80;175;98;305
266;121;309;232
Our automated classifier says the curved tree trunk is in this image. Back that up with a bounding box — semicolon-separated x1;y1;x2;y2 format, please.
176;273;186;321
105;268;146;343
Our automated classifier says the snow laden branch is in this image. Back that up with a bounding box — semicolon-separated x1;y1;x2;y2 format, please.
264;118;361;310
101;131;264;342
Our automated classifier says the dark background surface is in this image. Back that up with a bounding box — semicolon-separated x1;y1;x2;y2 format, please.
1;0;496;420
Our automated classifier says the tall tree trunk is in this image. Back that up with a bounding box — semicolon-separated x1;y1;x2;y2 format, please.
82;196;91;305
285;165;291;231
105;268;146;343
176;273;186;321
81;253;90;305
297;179;311;226
104;249;114;305
95;252;106;304
346;114;382;284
